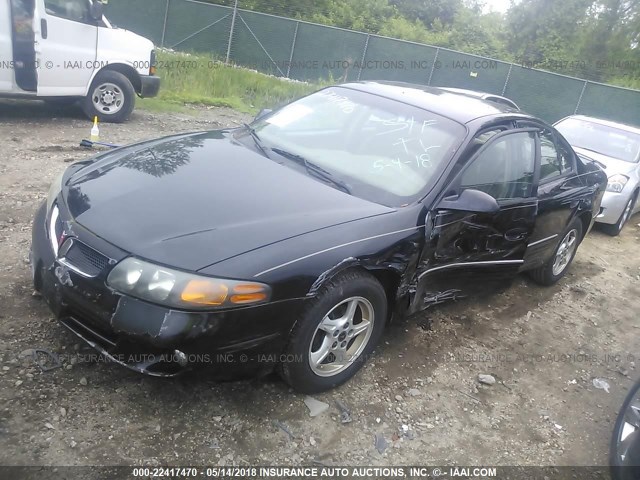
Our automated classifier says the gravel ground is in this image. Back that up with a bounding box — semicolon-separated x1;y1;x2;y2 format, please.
0;99;638;468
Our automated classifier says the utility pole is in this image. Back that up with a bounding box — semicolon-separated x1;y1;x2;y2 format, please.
225;0;239;65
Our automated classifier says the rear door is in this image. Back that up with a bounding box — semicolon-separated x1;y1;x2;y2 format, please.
414;129;539;309
522;126;584;270
34;0;97;96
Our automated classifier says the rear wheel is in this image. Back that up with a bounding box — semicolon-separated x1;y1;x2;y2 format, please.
279;270;387;393
529;218;582;286
602;192;638;236
81;70;135;123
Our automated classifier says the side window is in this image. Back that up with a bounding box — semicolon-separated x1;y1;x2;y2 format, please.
539;131;572;182
556;137;576;174
461;131;536;200
44;0;90;22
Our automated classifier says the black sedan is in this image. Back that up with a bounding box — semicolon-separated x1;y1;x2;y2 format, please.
31;82;607;393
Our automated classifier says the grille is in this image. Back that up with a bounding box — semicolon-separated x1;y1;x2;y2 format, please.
63;241;109;277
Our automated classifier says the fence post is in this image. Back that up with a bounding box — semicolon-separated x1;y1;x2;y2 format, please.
501;63;513;96
160;0;170;48
286;21;299;79
225;0;239;65
427;48;440;86
356;34;370;81
574;80;588;114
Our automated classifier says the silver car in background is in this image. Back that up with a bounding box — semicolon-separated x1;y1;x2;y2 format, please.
555;115;640;235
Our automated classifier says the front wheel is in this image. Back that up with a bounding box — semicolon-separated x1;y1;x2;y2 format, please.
602;192;638;236
279;270;387;393
528;218;583;286
81;70;136;123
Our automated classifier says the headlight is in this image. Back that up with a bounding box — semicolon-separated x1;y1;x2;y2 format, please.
606;174;629;193
107;257;271;309
46;171;65;213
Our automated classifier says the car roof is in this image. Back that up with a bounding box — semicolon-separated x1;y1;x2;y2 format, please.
340;81;523;124
560;115;640;136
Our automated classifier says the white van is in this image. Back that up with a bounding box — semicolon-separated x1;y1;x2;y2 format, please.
1;0;160;122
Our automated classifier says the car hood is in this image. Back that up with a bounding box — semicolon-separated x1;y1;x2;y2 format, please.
63;131;393;271
573;146;638;176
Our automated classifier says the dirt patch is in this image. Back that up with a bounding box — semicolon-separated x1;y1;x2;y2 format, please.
0;99;638;467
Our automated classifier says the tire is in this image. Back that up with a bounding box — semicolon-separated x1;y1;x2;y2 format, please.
279;270;387;393
81;70;135;123
528;218;583;286
602;191;638;237
610;379;640;480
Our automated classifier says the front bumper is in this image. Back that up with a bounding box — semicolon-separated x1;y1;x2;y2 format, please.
139;75;160;98
31;201;304;377
596;190;633;225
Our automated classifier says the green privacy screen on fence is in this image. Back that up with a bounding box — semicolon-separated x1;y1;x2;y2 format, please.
503;66;587;122
105;0;640;126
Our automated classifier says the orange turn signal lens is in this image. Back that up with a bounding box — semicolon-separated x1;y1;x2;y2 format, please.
149;65;157;76
230;293;268;304
180;280;228;305
233;284;267;294
229;284;268;304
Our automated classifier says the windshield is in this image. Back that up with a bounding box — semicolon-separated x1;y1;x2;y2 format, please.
555;118;640;163
252;87;466;207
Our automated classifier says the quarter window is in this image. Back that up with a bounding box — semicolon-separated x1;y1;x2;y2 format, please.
461;131;536;200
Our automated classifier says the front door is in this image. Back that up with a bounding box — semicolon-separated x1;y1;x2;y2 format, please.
33;0;98;96
413;129;539;311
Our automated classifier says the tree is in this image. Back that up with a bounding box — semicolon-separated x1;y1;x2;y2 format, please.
388;0;464;27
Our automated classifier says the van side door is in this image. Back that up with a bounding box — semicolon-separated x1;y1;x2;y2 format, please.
33;0;98;96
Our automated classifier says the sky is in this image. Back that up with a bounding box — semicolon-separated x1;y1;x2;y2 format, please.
483;0;512;13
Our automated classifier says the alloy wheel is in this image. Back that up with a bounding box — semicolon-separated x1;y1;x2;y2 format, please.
308;296;374;377
552;228;578;276
614;393;640;466
620;197;634;229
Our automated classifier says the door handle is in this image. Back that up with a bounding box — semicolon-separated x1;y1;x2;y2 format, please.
41;19;48;39
504;229;527;242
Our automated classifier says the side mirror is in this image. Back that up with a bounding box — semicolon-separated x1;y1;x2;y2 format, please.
89;1;105;21
254;108;272;121
437;188;500;214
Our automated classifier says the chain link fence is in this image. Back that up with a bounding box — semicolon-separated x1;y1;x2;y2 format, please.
106;0;640;126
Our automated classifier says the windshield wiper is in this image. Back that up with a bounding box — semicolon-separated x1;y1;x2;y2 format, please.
576;146;605;157
242;123;270;158
271;148;351;194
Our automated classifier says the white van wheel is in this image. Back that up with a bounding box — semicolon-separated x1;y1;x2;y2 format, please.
82;71;135;123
